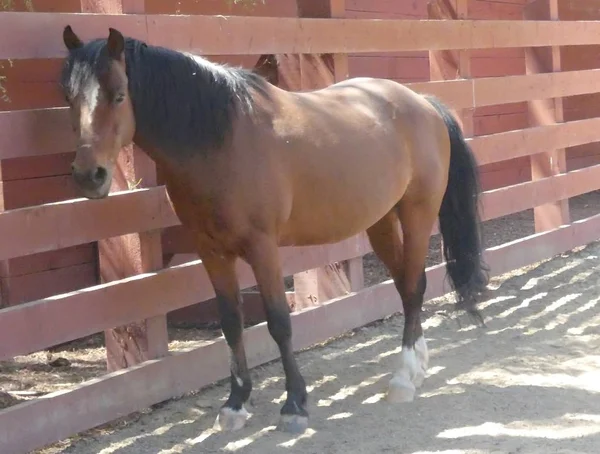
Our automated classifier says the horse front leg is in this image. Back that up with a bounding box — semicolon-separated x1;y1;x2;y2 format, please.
244;234;309;434
202;253;253;431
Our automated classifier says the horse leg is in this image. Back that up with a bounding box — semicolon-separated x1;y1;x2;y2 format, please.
366;201;436;402
366;211;423;402
202;253;252;431
244;234;308;434
388;199;440;402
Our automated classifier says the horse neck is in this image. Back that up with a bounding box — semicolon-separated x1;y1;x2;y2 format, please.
129;127;184;174
125;43;242;169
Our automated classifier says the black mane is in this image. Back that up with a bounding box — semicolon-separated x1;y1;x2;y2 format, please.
61;37;266;157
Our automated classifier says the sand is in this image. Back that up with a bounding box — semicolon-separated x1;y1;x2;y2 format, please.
37;239;600;454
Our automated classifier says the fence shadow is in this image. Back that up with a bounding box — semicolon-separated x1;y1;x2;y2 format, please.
48;240;600;454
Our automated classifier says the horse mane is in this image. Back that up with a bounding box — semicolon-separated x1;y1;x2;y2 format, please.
61;37;267;157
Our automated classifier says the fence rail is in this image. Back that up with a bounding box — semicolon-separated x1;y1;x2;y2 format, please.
6;13;600;59
2;8;600;454
5;69;600;152
4;209;600;453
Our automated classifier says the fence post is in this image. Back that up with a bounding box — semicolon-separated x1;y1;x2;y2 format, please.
80;0;169;371
427;0;472;260
428;0;472;135
524;0;570;232
291;0;364;310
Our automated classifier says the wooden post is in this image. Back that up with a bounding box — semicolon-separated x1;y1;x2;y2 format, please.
428;0;472;135
80;0;169;371
554;0;600;172
428;0;472;260
291;0;363;309
524;0;570;232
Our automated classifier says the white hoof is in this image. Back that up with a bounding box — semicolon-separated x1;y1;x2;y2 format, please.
277;414;309;434
386;375;416;403
413;367;426;388
213;406;249;432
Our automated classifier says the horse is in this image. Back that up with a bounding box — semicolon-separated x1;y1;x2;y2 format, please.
60;26;489;434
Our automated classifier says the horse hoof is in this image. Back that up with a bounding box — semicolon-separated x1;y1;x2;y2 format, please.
277;414;309;434
386;376;416;403
213;406;249;432
413;368;426;388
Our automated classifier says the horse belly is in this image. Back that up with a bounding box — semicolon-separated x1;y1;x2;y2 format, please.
281;162;408;247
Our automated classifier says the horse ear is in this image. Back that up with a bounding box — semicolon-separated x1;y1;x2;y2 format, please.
107;27;125;60
63;25;83;51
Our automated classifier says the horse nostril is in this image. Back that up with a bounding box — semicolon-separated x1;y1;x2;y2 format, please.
92;167;107;184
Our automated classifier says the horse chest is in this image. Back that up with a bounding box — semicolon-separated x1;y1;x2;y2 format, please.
166;183;239;245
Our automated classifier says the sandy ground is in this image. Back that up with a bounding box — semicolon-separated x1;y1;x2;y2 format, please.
34;236;600;454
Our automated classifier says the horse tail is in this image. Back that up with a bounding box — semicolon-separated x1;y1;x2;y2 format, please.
424;94;490;322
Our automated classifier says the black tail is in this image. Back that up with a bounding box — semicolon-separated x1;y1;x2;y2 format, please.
425;95;489;323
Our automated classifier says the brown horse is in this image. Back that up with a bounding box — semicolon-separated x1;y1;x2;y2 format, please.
60;26;489;434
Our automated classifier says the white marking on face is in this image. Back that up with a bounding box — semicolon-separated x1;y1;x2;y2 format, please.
80;79;100;132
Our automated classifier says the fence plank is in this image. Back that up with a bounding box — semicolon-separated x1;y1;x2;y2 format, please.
0;234;370;360
0;109;73;160
480;163;600;221
2;160;599;360
0;187;179;262
407;68;600;109
6;14;600;59
3;70;600;161
0;152;596;263
3;210;600;454
468;117;600;166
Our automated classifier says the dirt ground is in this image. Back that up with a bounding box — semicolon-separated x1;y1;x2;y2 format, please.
38;232;600;454
1;192;600;453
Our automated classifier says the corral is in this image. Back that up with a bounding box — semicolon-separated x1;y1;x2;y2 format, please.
2;0;600;452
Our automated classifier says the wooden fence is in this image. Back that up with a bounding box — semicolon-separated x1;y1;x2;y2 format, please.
3;0;600;452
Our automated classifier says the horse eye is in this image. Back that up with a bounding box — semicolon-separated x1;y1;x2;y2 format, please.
114;93;125;104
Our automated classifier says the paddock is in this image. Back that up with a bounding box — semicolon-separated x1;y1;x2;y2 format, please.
2;0;600;453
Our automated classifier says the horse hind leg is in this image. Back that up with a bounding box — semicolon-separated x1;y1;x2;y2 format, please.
366;203;437;403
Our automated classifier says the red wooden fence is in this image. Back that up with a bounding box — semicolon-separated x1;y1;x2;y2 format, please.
2;0;600;452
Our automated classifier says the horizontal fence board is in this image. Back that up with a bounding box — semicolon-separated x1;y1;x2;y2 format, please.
0;152;596;262
483;214;600;276
3;210;600;454
406;69;600;110
0;109;73;160
480;163;600;221
6;14;600;59
469;117;600;167
3;70;600;161
2;159;598;360
0;187;179;262
0;276;408;454
474;68;600;107
0;235;370;360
